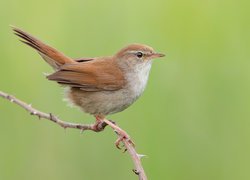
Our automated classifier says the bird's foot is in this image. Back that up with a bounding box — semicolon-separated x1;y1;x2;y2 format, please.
115;134;135;150
103;119;135;150
95;116;135;150
92;116;108;132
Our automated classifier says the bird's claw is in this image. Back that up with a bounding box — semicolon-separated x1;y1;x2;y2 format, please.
104;119;135;150
115;135;135;151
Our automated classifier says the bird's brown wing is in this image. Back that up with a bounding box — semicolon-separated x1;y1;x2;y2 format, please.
47;58;125;91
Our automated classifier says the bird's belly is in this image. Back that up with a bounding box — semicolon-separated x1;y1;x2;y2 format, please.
66;87;143;116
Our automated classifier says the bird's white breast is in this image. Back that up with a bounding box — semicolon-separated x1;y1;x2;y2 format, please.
125;61;152;100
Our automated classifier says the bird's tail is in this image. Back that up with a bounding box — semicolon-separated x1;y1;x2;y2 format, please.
12;26;75;70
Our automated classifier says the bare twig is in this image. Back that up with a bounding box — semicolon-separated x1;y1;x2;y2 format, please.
0;91;107;132
103;119;147;180
0;90;147;180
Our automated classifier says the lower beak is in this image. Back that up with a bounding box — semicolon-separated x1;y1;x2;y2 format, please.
151;52;165;58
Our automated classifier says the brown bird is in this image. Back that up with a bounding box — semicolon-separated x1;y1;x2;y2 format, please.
12;27;165;141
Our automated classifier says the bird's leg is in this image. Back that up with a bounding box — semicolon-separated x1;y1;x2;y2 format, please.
102;119;135;149
91;115;107;132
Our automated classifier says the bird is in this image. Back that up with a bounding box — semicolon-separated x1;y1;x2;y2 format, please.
12;26;165;143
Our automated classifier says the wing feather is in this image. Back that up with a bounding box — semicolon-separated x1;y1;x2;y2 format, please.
47;58;125;91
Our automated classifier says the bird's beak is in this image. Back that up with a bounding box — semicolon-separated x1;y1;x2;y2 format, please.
150;52;165;58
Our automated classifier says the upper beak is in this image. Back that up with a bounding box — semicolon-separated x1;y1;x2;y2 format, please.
150;52;165;58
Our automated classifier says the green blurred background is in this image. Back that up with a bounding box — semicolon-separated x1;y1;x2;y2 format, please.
1;0;250;179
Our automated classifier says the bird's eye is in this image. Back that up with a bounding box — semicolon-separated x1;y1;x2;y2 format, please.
135;52;143;58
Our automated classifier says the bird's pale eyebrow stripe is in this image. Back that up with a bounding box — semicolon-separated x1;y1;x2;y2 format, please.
128;50;151;55
128;50;140;54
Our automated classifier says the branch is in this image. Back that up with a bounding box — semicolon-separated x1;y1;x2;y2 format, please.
0;90;147;180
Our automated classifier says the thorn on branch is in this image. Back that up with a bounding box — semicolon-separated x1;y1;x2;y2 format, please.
137;154;147;159
49;113;55;120
6;95;14;102
76;125;84;129
133;169;140;175
30;111;37;115
80;129;84;134
30;111;41;119
109;120;116;125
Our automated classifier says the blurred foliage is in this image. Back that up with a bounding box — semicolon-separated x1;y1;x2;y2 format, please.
1;0;250;179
